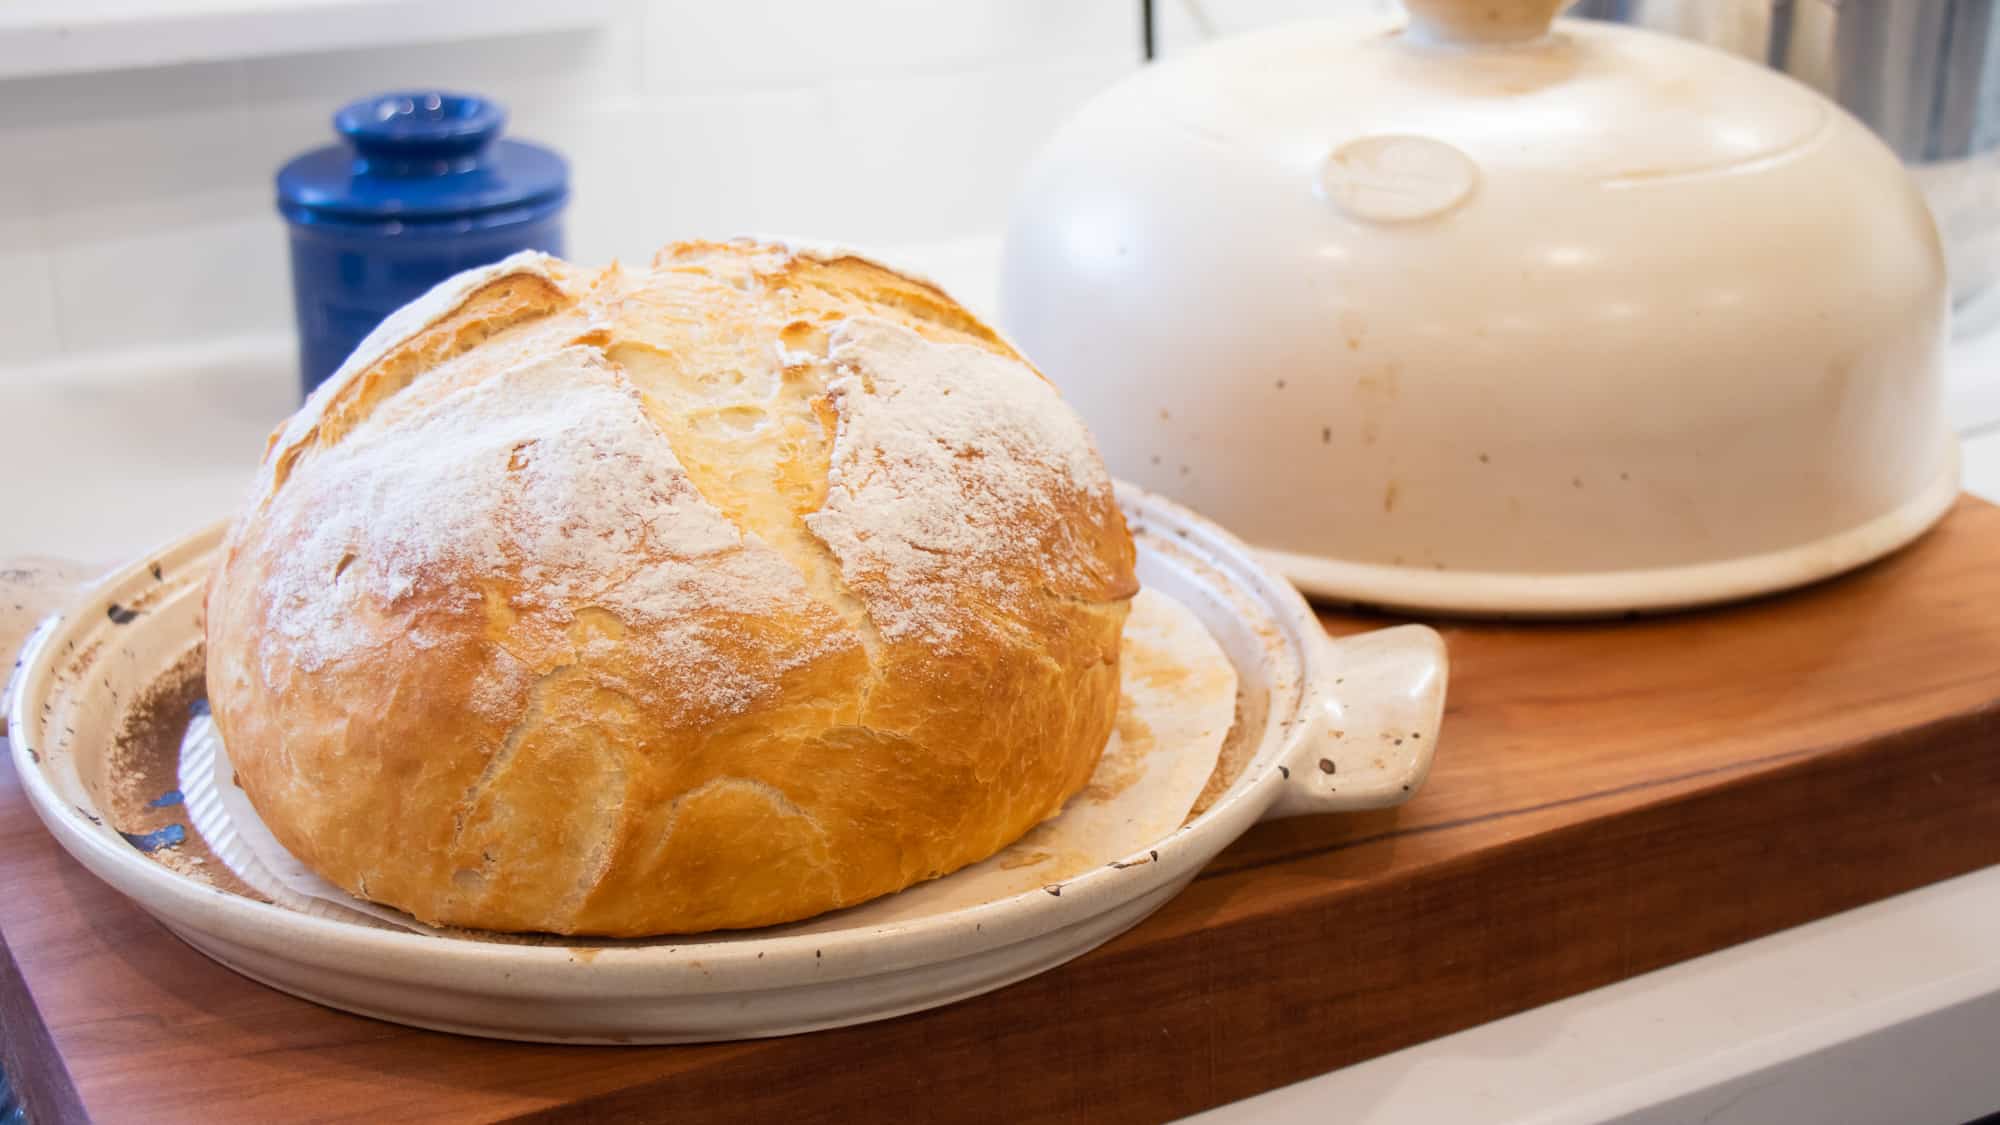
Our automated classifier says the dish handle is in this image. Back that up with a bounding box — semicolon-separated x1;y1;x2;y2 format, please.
1264;625;1448;819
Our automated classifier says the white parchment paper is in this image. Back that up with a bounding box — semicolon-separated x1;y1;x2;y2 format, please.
179;585;1237;938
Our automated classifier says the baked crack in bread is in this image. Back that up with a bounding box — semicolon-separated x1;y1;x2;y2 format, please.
204;239;1138;936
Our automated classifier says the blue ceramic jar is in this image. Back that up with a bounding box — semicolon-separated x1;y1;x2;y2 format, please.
277;91;568;395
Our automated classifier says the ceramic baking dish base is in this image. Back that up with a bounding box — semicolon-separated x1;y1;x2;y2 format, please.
6;484;1446;1043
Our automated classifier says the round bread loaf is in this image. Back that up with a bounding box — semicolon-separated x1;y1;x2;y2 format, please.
204;240;1137;936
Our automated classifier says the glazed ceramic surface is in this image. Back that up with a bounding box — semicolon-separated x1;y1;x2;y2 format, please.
1002;0;1958;615
6;485;1445;1044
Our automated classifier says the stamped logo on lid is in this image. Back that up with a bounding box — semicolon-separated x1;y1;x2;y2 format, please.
1318;135;1480;224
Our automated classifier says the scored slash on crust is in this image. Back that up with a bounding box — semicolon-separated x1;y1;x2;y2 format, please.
202;240;1141;937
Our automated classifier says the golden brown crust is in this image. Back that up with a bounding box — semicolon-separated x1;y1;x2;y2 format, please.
204;240;1136;936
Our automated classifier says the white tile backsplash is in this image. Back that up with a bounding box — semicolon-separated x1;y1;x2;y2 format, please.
0;132;47;255
1;58;256;239
637;0;1135;93
559;90;849;264
48;214;292;352
0;0;1376;370
0;250;62;364
816;53;1138;245
240;27;640;110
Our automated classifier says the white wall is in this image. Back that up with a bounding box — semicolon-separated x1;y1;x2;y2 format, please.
0;0;1376;369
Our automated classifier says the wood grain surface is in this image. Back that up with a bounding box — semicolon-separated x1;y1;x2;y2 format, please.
3;500;1999;1124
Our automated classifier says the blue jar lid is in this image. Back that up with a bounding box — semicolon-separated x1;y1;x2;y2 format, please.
276;91;567;229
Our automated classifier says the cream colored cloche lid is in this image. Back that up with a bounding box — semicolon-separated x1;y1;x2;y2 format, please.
1002;0;1957;616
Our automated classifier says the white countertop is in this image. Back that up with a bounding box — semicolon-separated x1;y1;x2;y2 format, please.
2;237;1998;1124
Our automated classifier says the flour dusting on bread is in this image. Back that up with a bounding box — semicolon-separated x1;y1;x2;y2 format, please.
808;317;1113;643
204;239;1138;936
260;345;841;717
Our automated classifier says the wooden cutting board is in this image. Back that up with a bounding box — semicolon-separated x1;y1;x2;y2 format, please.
4;500;1999;1124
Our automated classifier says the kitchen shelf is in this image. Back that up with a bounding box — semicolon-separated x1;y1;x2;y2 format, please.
0;0;614;81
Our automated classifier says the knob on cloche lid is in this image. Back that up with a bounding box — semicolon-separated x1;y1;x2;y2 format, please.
1001;0;1957;617
277;90;567;226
